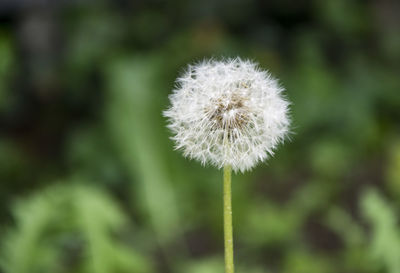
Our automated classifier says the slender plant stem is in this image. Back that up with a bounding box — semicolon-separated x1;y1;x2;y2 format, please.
223;164;234;273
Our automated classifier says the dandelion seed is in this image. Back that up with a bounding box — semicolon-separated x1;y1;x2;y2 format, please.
164;58;290;173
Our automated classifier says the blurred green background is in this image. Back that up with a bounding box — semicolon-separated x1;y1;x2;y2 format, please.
0;0;400;272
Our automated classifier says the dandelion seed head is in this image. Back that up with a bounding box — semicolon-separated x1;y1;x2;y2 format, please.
164;58;290;172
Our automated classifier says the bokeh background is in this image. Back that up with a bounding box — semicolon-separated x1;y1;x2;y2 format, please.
1;0;400;272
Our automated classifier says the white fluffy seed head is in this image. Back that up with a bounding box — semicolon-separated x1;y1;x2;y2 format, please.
164;58;290;173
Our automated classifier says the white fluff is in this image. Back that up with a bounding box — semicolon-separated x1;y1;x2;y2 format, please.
164;58;290;172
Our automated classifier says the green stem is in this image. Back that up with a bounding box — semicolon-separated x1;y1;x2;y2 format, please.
223;164;234;273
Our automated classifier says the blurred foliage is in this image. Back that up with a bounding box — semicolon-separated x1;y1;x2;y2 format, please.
361;189;400;273
0;184;151;273
386;141;400;199
0;34;15;111
0;0;399;272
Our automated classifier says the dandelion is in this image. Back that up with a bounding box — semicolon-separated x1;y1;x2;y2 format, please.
164;58;290;273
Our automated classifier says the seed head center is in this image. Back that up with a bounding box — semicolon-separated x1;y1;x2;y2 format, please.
206;93;249;131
